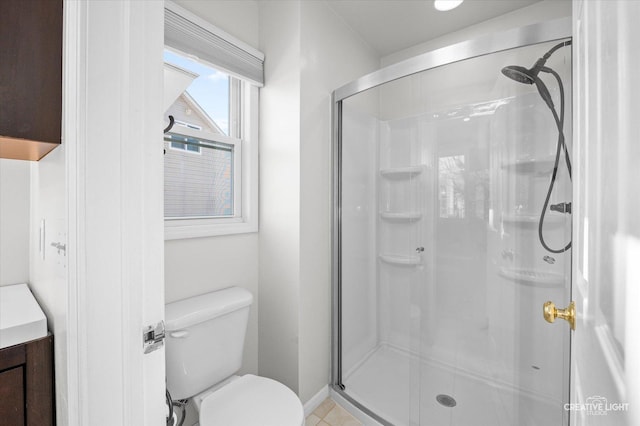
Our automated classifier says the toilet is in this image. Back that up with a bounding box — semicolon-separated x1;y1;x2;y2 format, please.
165;287;304;426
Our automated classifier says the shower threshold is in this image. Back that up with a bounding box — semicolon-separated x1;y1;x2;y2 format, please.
342;345;561;426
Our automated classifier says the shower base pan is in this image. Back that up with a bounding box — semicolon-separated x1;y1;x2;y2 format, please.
342;345;561;426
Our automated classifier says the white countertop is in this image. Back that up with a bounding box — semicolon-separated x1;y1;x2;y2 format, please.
0;283;48;349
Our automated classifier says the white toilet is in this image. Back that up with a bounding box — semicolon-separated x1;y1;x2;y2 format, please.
165;287;304;426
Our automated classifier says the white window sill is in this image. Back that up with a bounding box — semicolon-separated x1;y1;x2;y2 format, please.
164;218;257;240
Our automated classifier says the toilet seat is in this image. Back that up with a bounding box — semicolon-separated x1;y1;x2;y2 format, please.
199;374;304;426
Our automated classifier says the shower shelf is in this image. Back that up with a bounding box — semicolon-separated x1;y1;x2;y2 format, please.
501;158;555;174
380;211;422;222
499;267;564;287
379;166;423;179
379;254;422;266
502;214;565;225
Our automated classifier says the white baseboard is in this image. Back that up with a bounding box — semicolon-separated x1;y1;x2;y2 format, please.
303;385;329;417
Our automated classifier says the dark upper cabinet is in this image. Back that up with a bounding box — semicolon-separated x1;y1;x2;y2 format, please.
0;0;63;161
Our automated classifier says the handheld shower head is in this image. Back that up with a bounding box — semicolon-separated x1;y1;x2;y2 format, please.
501;64;555;109
502;40;571;110
501;40;571;86
499;39;573;254
501;65;535;84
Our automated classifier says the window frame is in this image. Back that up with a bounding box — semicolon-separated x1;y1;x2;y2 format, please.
164;81;259;240
169;139;202;154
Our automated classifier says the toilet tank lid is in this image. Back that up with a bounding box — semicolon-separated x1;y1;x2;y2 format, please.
165;287;253;331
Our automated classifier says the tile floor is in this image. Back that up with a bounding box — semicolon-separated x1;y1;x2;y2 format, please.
306;398;362;426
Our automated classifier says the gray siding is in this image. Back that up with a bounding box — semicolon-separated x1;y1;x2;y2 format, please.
164;141;232;217
164;94;232;218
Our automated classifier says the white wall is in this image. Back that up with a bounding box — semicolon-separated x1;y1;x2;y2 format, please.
0;159;30;286
258;0;379;403
382;0;571;66
165;0;260;376
0;145;69;426
0;152;67;423
258;0;302;393
173;0;259;49
28;145;68;424
298;0;380;403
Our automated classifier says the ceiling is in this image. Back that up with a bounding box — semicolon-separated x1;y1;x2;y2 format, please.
326;0;543;57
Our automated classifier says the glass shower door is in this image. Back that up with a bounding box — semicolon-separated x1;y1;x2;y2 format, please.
339;85;424;425
335;34;572;426
410;40;572;426
377;82;427;425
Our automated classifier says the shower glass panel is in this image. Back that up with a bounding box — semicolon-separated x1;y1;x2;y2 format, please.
335;33;572;426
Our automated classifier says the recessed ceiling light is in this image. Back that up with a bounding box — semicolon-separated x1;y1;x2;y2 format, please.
434;0;464;12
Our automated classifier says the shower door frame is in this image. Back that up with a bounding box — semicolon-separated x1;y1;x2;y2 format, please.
331;17;572;426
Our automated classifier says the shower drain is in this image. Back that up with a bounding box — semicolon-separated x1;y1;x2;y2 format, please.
436;394;457;408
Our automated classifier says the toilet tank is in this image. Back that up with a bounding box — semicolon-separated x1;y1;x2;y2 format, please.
165;287;253;400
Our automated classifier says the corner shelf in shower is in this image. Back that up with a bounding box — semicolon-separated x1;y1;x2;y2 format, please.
499;266;564;287
379;166;423;180
379;254;422;267
502;214;565;226
380;211;422;222
501;157;555;175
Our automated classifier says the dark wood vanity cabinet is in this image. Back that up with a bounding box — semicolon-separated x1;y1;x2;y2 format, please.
0;334;55;426
0;0;63;161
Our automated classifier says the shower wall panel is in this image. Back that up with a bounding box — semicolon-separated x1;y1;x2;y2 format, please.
341;102;379;375
377;117;423;351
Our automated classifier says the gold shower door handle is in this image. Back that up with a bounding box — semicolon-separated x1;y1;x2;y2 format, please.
543;301;576;330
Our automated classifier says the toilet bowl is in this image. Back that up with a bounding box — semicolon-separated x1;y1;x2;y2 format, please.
165;287;304;426
194;375;303;426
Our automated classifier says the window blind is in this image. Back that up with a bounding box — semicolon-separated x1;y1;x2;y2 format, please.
164;4;264;86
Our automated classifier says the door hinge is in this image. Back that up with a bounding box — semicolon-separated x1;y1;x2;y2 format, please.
143;321;165;354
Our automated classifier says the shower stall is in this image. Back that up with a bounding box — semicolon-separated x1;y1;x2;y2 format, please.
331;19;573;426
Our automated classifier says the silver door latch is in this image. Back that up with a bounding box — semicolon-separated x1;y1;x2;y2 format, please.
51;242;66;256
143;321;165;354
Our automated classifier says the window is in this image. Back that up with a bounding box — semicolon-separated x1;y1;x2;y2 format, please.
438;154;466;219
163;2;263;239
164;130;238;217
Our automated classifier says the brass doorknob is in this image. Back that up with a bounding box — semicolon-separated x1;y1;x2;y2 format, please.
543;301;576;330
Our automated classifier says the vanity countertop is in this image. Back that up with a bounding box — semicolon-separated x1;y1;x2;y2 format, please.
0;283;47;349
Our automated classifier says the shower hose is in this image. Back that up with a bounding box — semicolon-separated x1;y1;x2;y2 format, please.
537;66;572;254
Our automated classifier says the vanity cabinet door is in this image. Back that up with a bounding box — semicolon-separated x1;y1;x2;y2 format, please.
0;366;25;425
0;334;54;426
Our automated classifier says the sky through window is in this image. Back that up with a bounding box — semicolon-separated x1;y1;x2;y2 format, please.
164;49;230;135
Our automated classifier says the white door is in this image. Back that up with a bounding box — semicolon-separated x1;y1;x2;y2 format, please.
571;1;640;425
64;1;166;425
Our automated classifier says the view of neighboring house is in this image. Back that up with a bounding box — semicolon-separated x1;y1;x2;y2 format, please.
164;91;233;218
